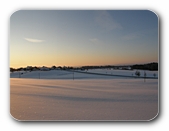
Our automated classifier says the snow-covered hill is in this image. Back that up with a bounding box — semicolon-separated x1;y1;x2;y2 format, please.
10;69;158;79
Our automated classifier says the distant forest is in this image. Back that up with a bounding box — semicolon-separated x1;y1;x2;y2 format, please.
78;62;158;71
131;62;158;71
10;62;158;72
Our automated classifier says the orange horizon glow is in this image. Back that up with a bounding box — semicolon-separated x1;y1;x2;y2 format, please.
10;58;158;69
10;47;158;68
10;50;158;68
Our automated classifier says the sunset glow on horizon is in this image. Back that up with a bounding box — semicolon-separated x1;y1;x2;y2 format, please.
10;10;158;68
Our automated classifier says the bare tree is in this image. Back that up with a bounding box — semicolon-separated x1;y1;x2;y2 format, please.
135;70;141;77
144;71;147;82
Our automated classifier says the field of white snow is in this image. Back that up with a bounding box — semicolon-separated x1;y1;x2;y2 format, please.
10;69;158;79
10;69;158;121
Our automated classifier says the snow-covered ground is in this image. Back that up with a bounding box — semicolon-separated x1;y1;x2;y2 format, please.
10;69;159;121
10;69;158;79
10;78;158;121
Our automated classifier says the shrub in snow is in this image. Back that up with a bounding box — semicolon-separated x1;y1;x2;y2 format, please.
135;71;141;77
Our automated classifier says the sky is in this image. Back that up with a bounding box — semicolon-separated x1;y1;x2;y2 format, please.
10;10;158;68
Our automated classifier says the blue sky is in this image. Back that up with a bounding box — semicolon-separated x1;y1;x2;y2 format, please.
10;10;158;68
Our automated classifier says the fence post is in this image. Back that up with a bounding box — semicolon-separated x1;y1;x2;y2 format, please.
72;70;74;80
144;71;146;82
39;73;40;79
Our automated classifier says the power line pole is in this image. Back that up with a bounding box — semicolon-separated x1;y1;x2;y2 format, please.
144;71;146;82
39;72;40;79
73;71;74;80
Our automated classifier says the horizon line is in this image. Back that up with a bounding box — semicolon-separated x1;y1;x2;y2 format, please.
10;62;158;69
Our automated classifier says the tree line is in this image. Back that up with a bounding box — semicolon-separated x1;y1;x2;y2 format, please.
131;62;158;71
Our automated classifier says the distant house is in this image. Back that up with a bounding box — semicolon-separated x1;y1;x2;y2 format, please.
32;66;39;71
40;66;50;71
126;66;132;70
51;66;56;70
26;66;33;71
119;67;122;70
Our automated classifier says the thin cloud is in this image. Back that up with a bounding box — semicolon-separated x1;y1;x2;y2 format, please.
24;38;45;43
122;34;139;40
89;38;99;43
122;31;144;40
94;11;122;31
